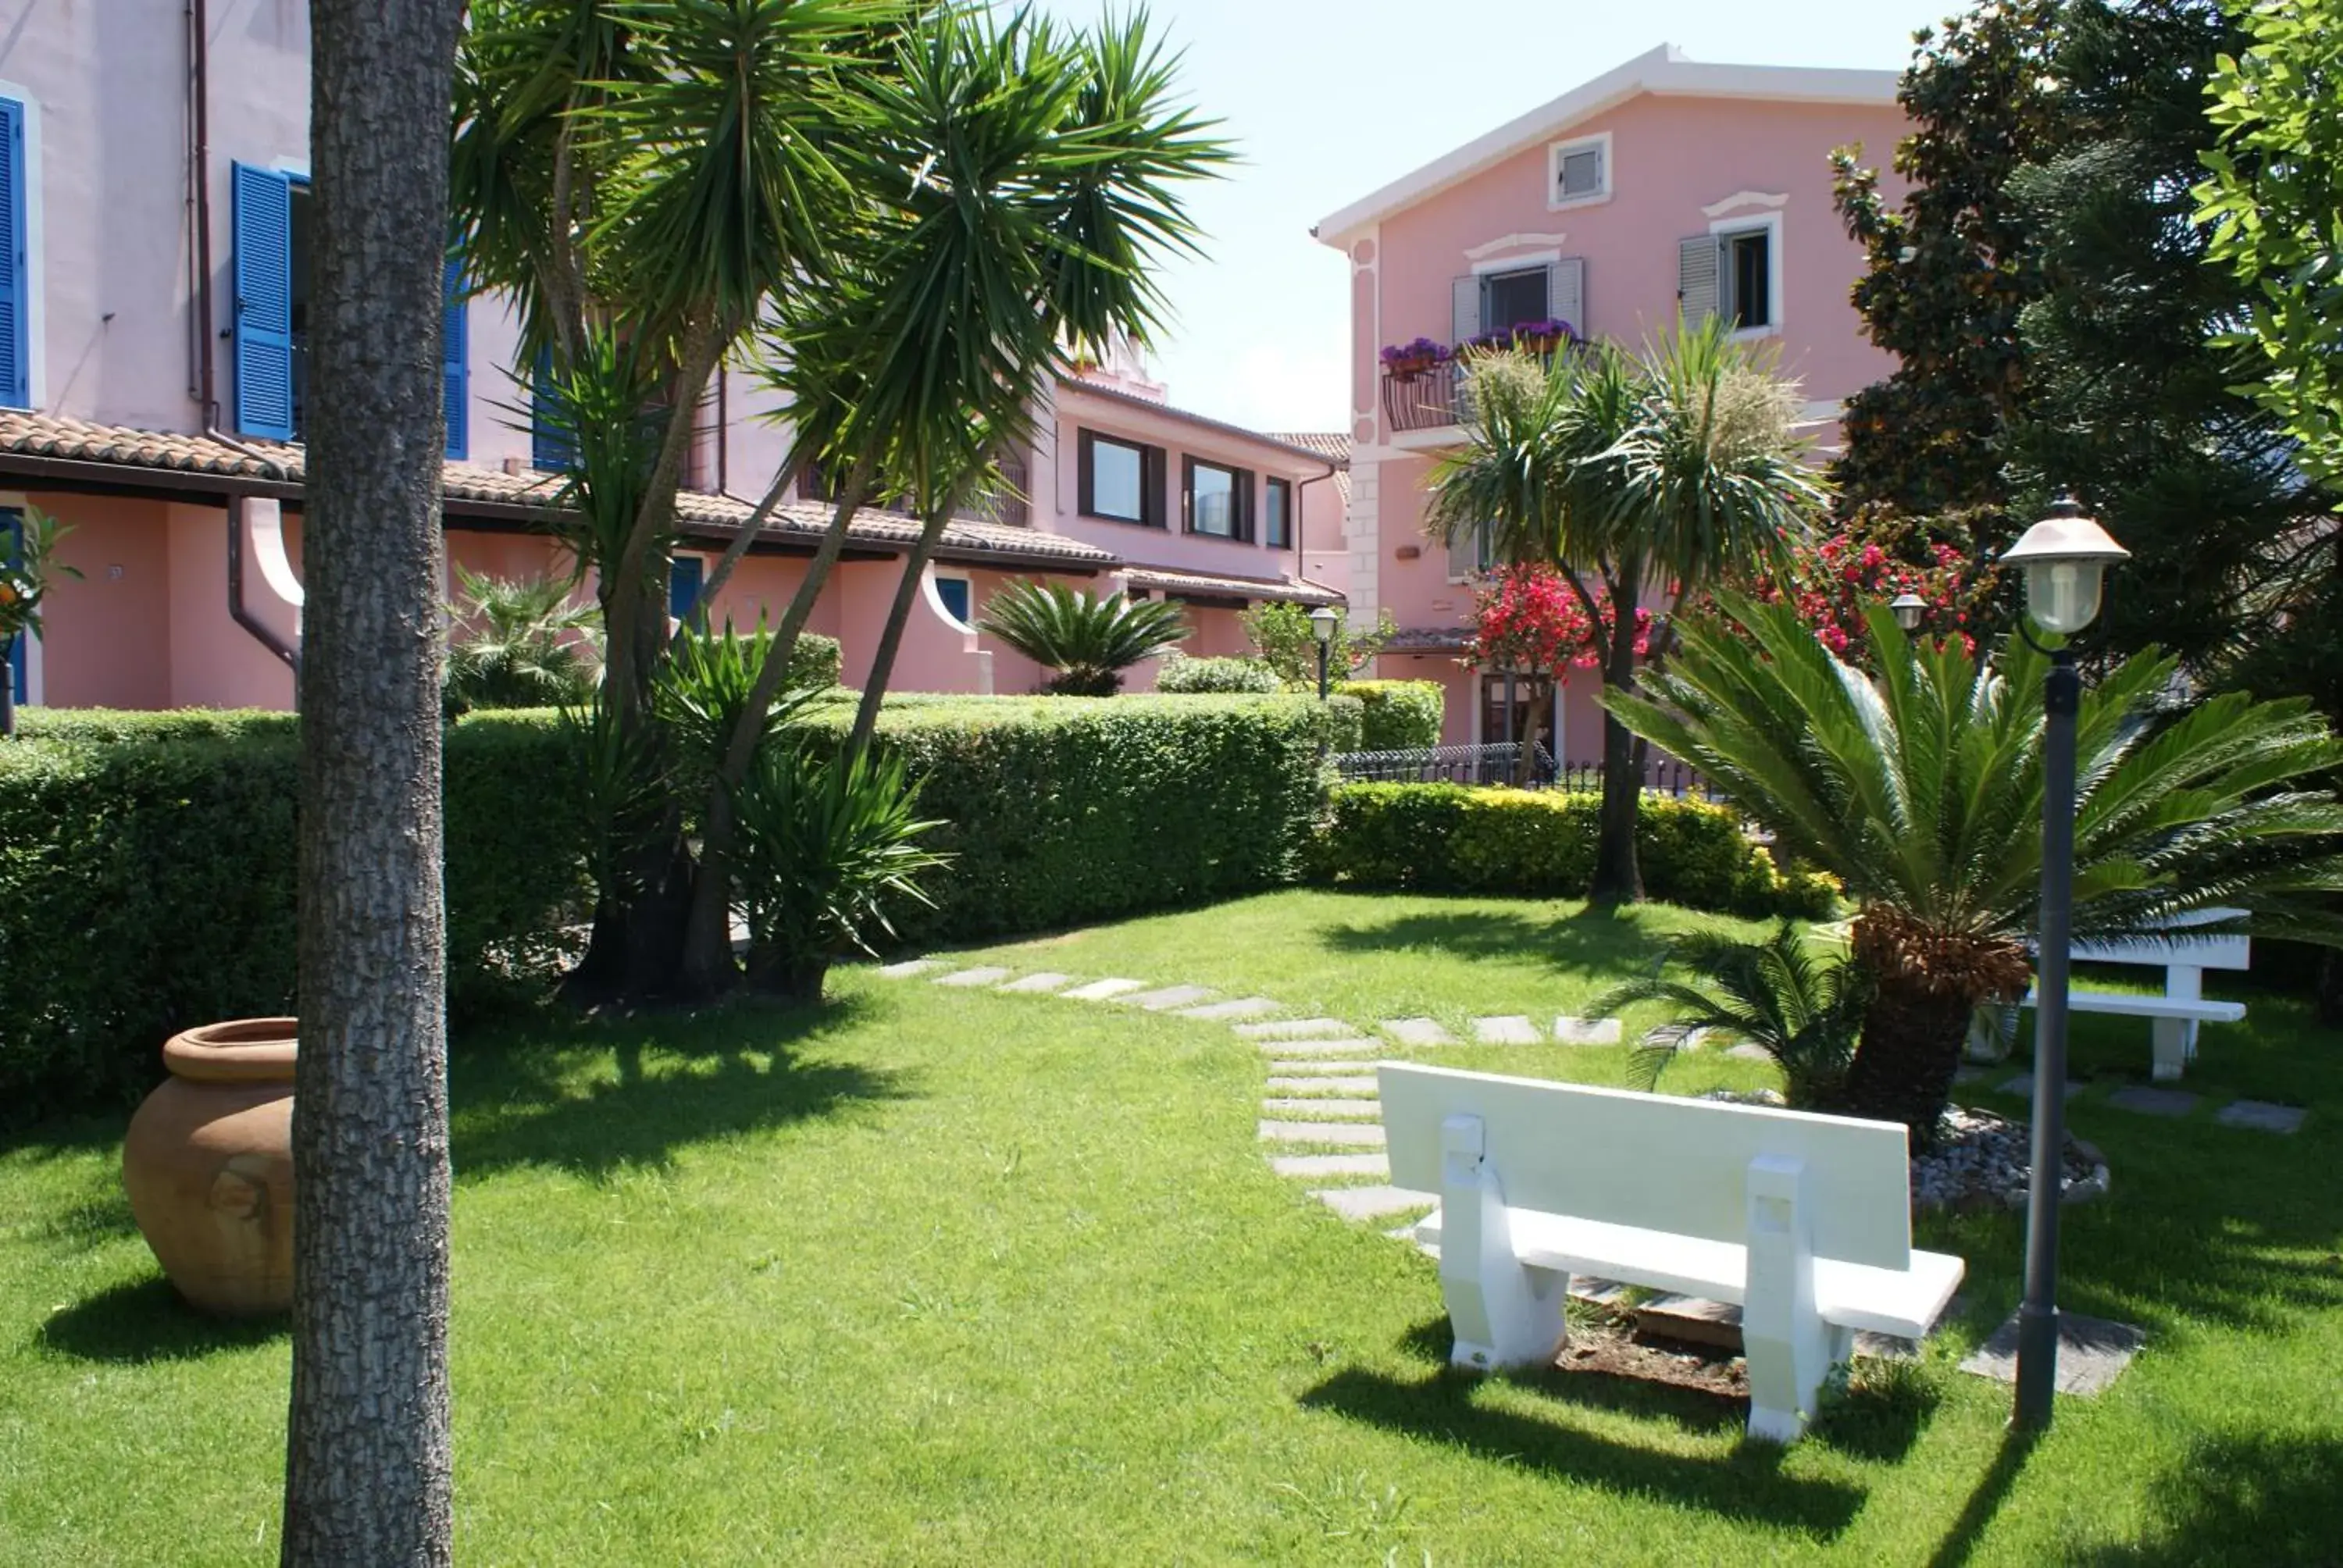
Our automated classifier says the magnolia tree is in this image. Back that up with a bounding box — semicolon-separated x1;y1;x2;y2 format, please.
1467;565;1648;783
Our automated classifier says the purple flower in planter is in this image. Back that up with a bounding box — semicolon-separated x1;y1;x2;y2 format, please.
1379;336;1453;366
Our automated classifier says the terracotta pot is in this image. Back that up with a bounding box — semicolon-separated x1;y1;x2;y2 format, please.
121;1018;298;1317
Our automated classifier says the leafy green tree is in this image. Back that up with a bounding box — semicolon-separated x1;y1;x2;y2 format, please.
1829;0;2064;517
1607;594;2343;1137
2198;0;2343;483
1425;320;1824;903
977;579;1189;696
1240;600;1392;689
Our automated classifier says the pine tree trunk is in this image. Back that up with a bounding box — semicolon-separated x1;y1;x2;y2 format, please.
1590;630;1644;904
283;4;465;1563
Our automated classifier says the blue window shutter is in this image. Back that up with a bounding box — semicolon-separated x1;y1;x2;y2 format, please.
0;100;27;409
232;163;294;439
3;509;24;704
442;255;468;459
669;554;704;621
531;349;574;471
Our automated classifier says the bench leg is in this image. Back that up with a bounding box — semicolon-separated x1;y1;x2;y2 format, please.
1438;1114;1567;1373
2167;967;2202;1060
1742;1155;1846;1444
2151;1017;2188;1082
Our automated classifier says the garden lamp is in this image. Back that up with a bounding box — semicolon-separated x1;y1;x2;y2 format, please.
1308;604;1341;700
2007;495;2125;1434
1889;591;1928;633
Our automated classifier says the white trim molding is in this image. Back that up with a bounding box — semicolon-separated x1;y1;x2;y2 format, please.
1471;248;1561;276
1701;189;1789;219
1547;131;1614;212
1462;232;1571;262
1708;208;1785;341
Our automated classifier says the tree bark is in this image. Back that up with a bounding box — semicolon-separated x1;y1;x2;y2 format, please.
1842;914;2032;1143
1589;572;1645;905
284;2;465;1563
851;497;961;757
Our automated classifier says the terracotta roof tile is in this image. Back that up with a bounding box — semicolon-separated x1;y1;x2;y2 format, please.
1268;431;1352;466
1120;565;1343;608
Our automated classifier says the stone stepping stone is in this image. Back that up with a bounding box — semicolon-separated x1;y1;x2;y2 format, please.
1998;1072;2085;1101
1258;1120;1385;1147
2215;1099;2306;1135
1554;1016;1622;1046
1256;1037;1384;1057
1268;1060;1378;1075
2108;1085;2199;1118
1063;978;1149;1001
1958;1310;2145;1396
1177;997;1280;1021
1381;1017;1457;1046
1236;1017;1355;1040
998;971;1075;994
1471;1016;1540;1045
1260;1098;1382;1119
1272;1153;1389;1179
1952;1064;1988;1085
1118;984;1218;1011
1724;1042;1774;1064
1311;1185;1435;1221
934;966;1011;988
878;959;939;978
1635;1294;1744;1351
1265;1075;1378;1096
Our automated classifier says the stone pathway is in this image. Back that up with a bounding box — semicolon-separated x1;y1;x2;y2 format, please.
1985;1072;2307;1134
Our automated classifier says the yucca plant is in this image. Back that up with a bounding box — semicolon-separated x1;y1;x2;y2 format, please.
1605;593;2343;1135
976;578;1189;695
729;741;953;1002
653;618;823;813
445;566;598;712
1593;922;1870;1112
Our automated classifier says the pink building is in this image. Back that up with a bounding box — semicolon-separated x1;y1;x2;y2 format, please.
1314;45;1906;751
0;2;1343;714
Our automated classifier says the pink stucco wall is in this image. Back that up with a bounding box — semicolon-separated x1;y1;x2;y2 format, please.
26;494;175;709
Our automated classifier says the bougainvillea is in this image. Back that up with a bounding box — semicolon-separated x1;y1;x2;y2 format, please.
1466;564;1649;680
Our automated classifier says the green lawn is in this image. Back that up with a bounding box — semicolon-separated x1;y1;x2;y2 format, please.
3;890;2340;1564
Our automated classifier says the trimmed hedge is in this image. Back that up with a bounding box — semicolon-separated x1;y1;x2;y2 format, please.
0;710;587;1123
1313;782;1839;919
1336;679;1445;750
1156;654;1282;694
795;693;1360;940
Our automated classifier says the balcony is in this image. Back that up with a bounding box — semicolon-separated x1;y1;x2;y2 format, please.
1381;358;1467;433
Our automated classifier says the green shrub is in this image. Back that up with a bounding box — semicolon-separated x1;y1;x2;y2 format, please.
1314;782;1838;918
791;693;1358;940
0;710;587;1123
1335;679;1445;750
1157;654;1281;694
785;632;843;693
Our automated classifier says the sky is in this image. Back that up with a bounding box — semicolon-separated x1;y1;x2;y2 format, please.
1023;0;1960;436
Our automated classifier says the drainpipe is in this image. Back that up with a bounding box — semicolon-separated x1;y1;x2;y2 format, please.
187;0;216;422
227;501;300;678
1293;461;1341;582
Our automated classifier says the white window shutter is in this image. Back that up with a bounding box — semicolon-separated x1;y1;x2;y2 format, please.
1551;257;1585;336
1677;234;1721;325
1452;274;1481;344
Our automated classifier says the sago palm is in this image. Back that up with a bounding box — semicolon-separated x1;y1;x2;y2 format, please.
1605;593;2343;1135
977;579;1189;696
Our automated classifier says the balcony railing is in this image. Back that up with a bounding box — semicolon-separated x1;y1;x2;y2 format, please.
1381;358;1467;433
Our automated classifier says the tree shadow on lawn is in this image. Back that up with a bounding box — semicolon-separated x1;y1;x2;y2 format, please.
1298;1363;1867;1541
1320;903;1683;982
2069;1431;2343;1565
38;1274;288;1365
451;993;909;1179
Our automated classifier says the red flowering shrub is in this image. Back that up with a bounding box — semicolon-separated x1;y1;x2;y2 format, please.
1467;565;1649;681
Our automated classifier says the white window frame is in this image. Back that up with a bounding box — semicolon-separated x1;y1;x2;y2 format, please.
1708;209;1783;340
1546;131;1612;213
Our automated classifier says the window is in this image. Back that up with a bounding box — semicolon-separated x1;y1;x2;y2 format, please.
235;162;467;452
530;350;573;471
0;98;28;410
1548;133;1611;209
1454;257;1585;344
1264;476;1293;549
1681;216;1779;336
1446;519;1497;581
933;572;972;627
669;554;704;622
1725;227;1772;331
3;508;24;706
1183;457;1254;541
1077;429;1165;528
1482;268;1550;336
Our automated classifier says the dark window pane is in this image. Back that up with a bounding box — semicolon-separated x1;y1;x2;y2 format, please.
1264;479;1291;547
1089;437;1145;520
1731;231;1770;330
1484;267;1548;334
1190;461;1236;536
935;576;972;625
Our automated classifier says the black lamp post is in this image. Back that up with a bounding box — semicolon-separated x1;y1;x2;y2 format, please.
1308;604;1340;700
2001;497;2128;1431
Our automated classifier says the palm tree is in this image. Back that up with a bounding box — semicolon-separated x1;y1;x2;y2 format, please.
1592;922;1870;1111
978;579;1189;695
444;567;597;711
1604;593;2343;1135
1425;318;1825;903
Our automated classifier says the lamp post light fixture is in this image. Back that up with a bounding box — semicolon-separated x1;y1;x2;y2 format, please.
1889;591;1928;633
1308;604;1341;700
2002;496;2128;1433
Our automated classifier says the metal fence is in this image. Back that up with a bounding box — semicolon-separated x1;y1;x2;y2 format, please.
1332;743;1723;801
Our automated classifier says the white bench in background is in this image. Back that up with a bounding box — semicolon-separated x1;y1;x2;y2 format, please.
1381;1062;1962;1444
2014;909;2250;1081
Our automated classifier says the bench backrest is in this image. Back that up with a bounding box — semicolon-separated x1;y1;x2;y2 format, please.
1379;1062;1913;1270
2066;906;2251;971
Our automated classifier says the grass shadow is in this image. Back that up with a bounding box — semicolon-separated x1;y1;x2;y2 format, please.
1810;1357;1943;1463
1299;1365;1864;1540
1396;1312;1749;1437
2072;1431;2343;1565
1320;903;1684;981
451;992;909;1178
1920;1427;2038;1568
37;1274;288;1364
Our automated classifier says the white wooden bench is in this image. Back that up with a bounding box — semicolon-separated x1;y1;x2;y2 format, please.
1380;1062;1962;1444
2014;910;2250;1081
